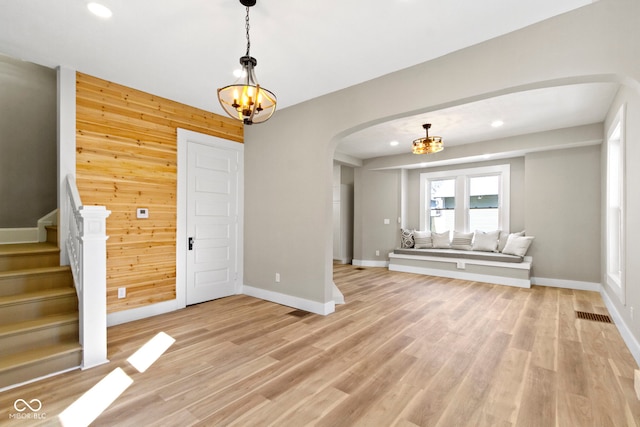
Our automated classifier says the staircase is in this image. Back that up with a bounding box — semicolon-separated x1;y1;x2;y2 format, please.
0;227;81;390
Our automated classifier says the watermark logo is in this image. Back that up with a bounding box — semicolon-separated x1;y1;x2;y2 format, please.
9;399;46;420
14;399;42;412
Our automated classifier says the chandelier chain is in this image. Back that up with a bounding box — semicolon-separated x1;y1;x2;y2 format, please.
245;7;251;56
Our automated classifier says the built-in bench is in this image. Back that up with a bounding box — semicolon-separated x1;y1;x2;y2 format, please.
388;248;532;288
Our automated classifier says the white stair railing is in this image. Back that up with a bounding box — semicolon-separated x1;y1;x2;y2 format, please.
65;175;111;369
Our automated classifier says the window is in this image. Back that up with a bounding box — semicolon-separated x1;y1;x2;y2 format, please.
429;178;455;232
606;106;625;304
420;165;510;233
469;175;500;231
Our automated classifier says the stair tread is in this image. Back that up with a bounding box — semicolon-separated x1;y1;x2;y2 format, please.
0;312;78;337
0;265;71;279
0;342;82;371
0;243;59;256
0;287;76;306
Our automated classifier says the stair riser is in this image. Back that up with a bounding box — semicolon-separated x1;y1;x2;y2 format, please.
0;322;79;358
0;350;82;390
46;227;58;245
0;253;60;272
0;295;77;324
0;271;73;297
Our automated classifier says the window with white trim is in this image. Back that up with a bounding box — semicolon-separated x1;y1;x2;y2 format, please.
420;165;510;233
606;106;625;304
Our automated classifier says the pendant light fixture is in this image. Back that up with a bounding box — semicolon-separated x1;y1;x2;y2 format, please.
412;123;444;154
217;0;276;125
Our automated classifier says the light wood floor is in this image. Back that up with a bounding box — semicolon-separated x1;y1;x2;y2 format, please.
1;264;639;426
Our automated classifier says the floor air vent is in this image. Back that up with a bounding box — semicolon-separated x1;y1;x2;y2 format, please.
575;311;612;323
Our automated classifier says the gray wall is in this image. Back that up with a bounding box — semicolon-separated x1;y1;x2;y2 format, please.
404;157;526;233
244;0;639;312
524;145;601;282
352;157;526;264
0;55;56;227
353;141;602;286
353;168;401;263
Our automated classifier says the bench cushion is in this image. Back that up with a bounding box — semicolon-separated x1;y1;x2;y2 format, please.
392;248;524;263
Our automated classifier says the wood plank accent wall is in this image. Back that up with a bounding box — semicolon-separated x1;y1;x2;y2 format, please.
75;72;244;313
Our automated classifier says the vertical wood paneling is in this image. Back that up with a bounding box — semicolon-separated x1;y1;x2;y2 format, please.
75;72;243;313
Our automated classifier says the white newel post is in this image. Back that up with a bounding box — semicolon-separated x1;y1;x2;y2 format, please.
79;205;111;369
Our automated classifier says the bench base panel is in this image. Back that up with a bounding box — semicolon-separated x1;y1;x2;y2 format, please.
388;253;531;288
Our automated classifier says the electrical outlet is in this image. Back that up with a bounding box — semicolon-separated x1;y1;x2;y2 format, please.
118;287;126;299
275;273;280;283
375;250;380;256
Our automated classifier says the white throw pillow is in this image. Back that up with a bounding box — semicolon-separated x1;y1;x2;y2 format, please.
502;234;534;257
413;230;432;249
432;231;451;248
472;230;500;252
498;230;525;252
451;231;474;250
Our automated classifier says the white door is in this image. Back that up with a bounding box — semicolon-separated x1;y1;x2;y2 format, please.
185;138;241;305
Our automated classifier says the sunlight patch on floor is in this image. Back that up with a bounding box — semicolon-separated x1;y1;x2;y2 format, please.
127;331;176;373
58;367;132;427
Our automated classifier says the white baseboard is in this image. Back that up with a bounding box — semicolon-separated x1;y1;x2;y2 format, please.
107;299;185;326
242;285;335;315
600;287;640;367
0;227;39;244
352;259;389;268
531;276;601;292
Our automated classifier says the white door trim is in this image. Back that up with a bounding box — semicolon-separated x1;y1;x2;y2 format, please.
177;128;244;309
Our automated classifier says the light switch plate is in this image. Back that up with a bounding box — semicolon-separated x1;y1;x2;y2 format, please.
136;208;149;219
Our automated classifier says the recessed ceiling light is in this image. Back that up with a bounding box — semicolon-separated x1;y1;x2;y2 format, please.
87;2;112;18
491;120;504;128
390;140;399;147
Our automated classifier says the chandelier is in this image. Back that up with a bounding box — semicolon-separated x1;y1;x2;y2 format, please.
412;123;443;154
217;0;276;125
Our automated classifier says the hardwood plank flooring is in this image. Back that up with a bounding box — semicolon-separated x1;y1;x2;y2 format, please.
1;264;639;426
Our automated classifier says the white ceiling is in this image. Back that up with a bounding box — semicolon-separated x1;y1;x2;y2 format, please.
0;0;603;160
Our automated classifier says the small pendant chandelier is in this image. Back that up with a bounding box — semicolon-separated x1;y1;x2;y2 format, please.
217;0;276;125
412;123;444;154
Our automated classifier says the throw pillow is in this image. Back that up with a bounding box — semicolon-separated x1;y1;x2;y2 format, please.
502;234;535;257
413;230;432;249
498;230;525;252
472;230;500;252
451;231;474;250
432;231;451;249
400;228;415;248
